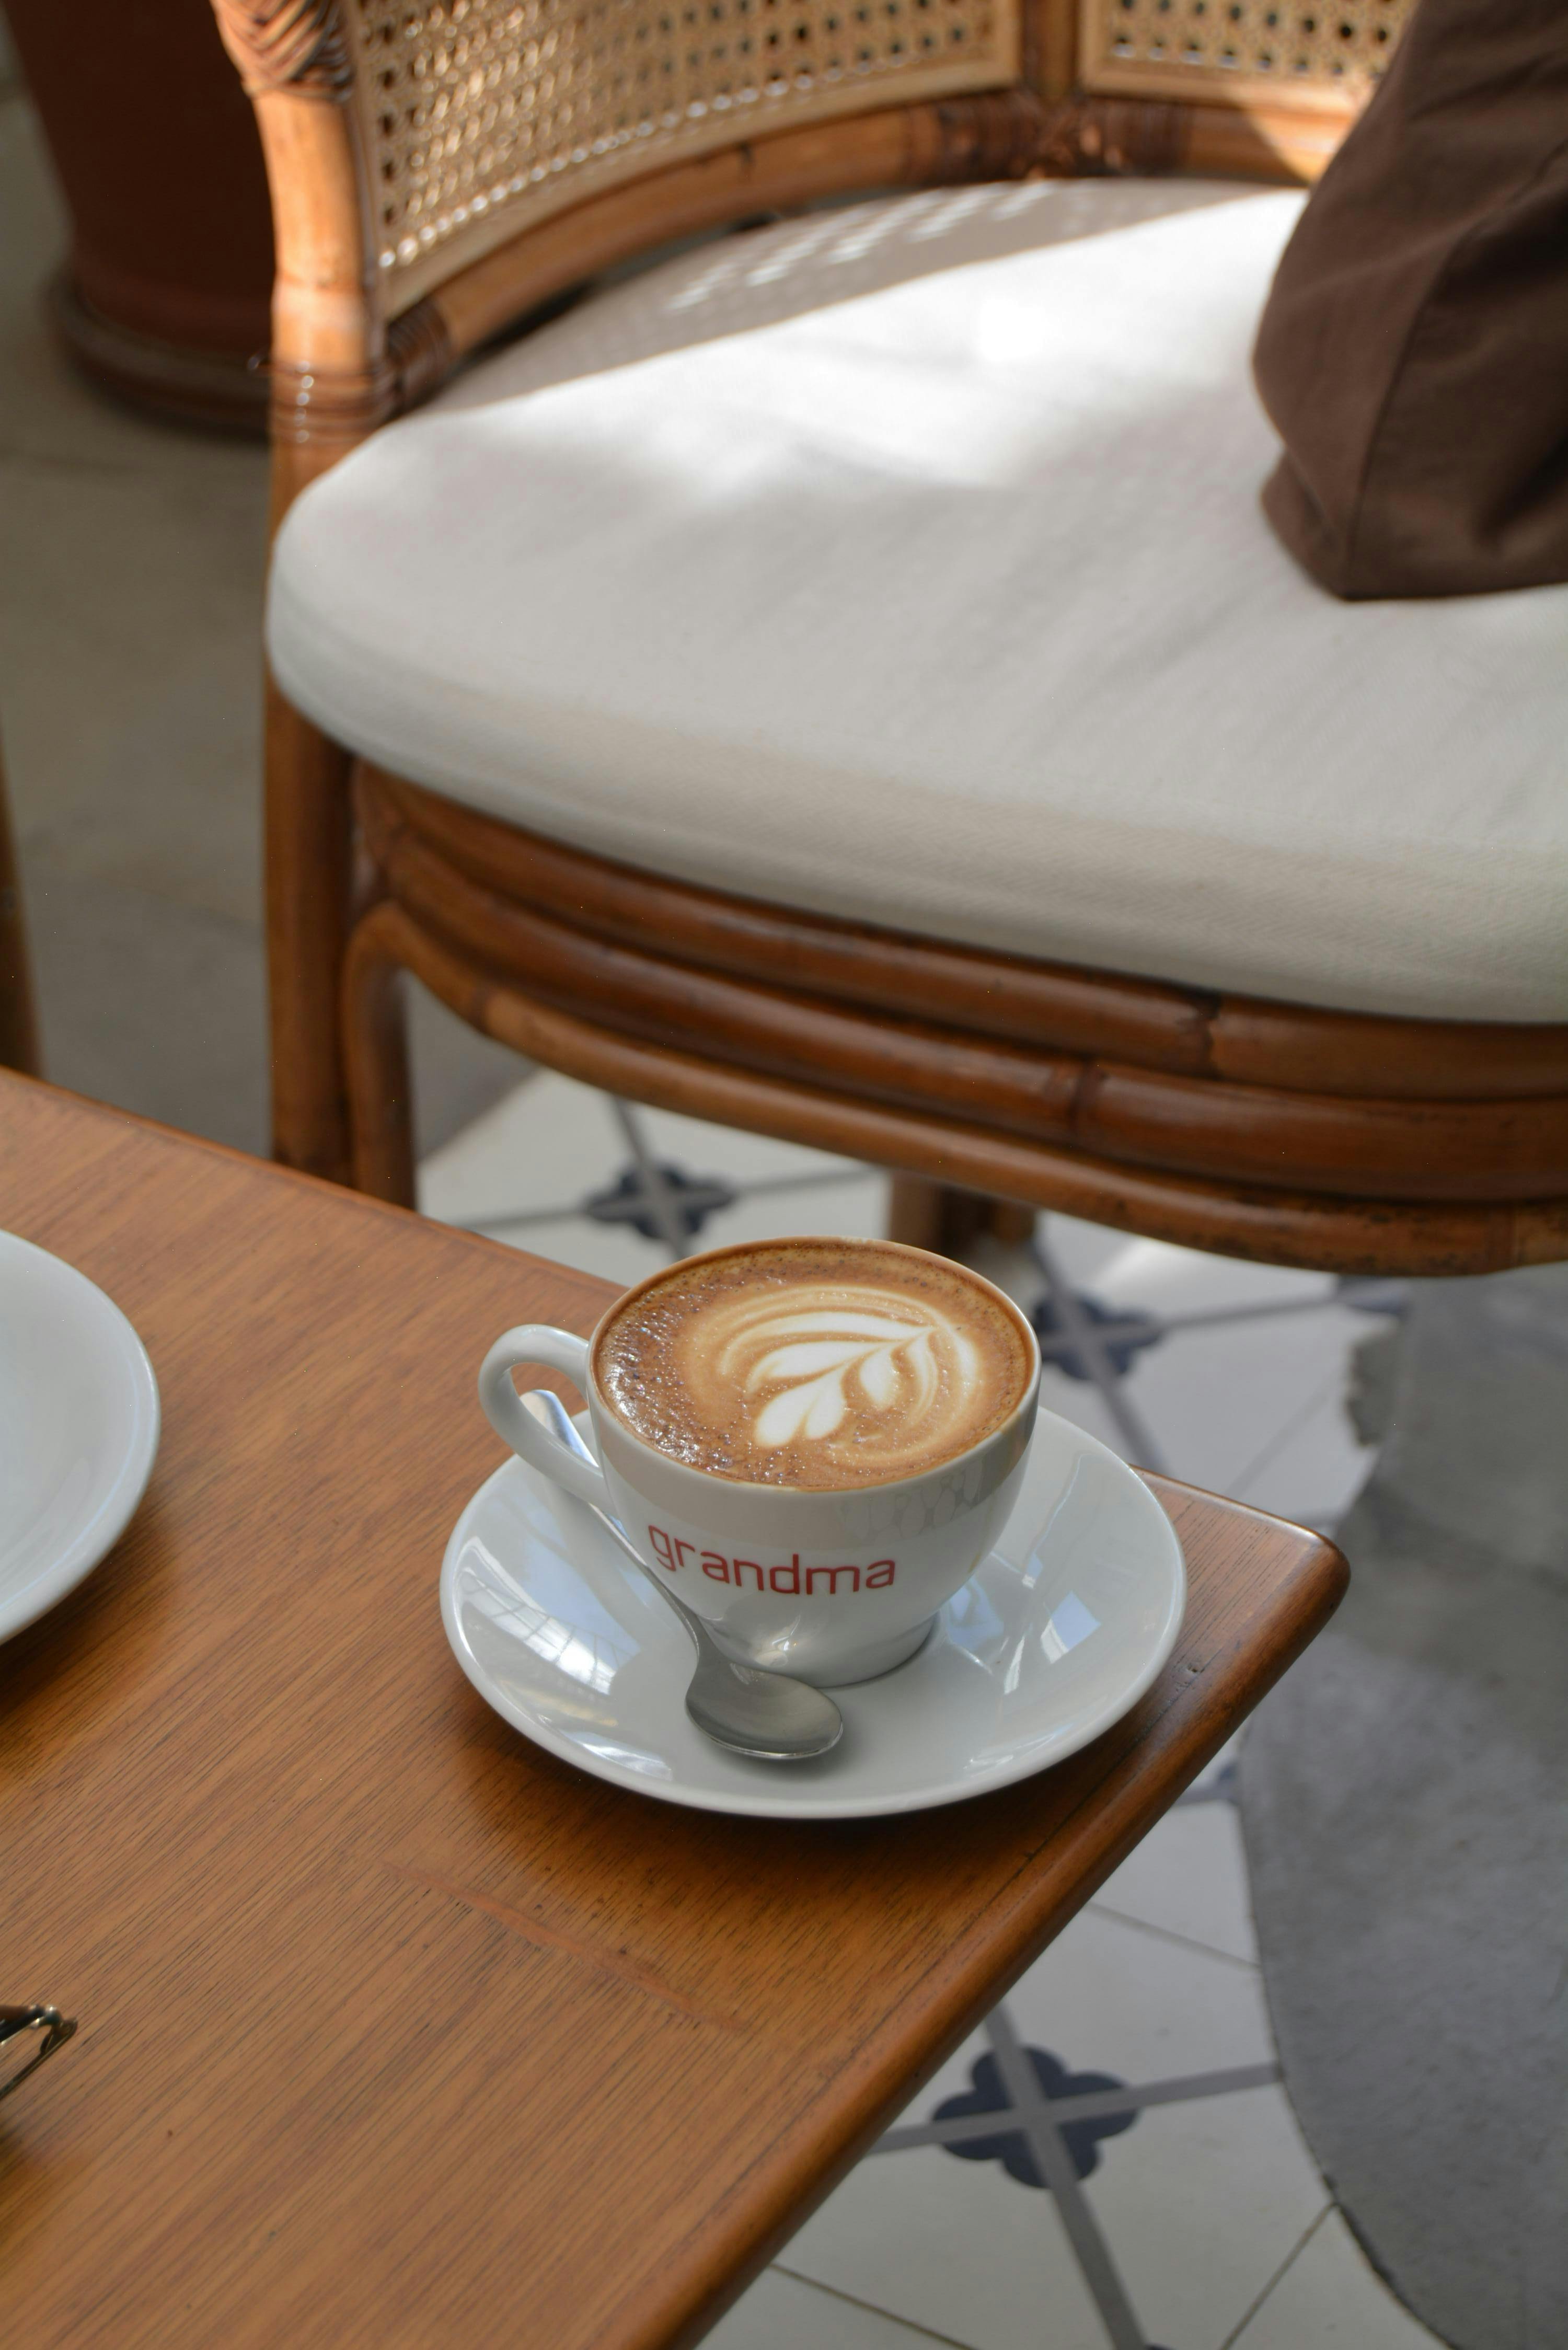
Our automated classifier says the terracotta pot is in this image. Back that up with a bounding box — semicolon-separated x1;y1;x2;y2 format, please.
5;0;273;433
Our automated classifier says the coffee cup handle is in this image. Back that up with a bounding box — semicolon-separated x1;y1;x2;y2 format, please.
478;1327;611;1511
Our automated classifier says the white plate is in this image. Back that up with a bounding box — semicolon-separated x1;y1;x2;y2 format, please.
0;1230;161;1643
441;1407;1185;1819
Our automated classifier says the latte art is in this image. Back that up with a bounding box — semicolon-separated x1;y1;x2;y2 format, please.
595;1239;1033;1489
719;1294;976;1454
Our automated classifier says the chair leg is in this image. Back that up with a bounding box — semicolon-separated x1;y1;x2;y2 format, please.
892;1179;1169;1469
266;683;358;1184
608;1098;696;1259
886;1176;1036;1256
0;739;40;1077
1030;1224;1167;1473
342;905;417;1206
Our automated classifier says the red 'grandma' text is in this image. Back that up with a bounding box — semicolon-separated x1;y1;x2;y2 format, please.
645;1527;895;1594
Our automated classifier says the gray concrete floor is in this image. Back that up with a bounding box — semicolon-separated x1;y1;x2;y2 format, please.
0;78;519;1157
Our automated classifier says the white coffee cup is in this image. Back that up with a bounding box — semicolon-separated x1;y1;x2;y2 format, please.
478;1246;1042;1687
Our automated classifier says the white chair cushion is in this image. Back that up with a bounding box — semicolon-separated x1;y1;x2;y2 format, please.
269;180;1568;1022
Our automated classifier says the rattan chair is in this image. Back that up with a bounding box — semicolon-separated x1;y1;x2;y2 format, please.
0;735;40;1078
214;0;1568;1278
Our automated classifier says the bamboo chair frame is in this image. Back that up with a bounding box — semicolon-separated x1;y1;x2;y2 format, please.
0;736;40;1079
214;0;1568;1278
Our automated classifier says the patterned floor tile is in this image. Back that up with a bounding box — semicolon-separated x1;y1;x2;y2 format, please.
785;1907;1314;2350
418;1070;880;1286
1004;1894;1273;2082
1228;1376;1375;1533
1090;1794;1258;1966
707;2264;975;2350
967;1222;1388;1504
1101;1303;1378;1502
782;2134;1109;2350
951;1907;1327;2345
1088;2089;1328;2349
1228;2210;1446;2349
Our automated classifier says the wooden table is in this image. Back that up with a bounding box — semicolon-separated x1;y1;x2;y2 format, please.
0;1075;1347;2348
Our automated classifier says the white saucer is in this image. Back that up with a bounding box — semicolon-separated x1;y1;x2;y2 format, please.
0;1230;161;1644
441;1405;1185;1819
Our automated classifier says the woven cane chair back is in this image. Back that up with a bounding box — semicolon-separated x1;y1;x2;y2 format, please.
1079;0;1415;110
338;0;1416;310
351;0;1022;307
216;0;1417;380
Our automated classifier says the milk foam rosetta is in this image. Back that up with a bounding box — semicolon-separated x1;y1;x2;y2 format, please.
594;1240;1033;1489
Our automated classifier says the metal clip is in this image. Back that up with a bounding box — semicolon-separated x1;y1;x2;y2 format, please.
0;2003;77;2103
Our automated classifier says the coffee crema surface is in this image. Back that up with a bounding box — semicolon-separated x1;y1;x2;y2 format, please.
594;1240;1033;1489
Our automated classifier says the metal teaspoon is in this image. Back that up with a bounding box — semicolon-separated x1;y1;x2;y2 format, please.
522;1389;844;1762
